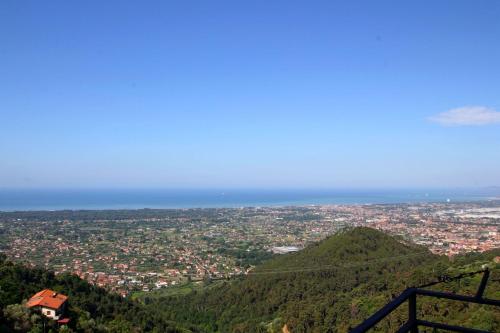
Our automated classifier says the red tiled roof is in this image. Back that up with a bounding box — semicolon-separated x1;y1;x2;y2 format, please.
26;289;67;310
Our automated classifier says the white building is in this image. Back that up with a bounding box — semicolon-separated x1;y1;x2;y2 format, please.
271;246;300;254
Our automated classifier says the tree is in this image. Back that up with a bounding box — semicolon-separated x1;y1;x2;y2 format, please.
4;303;33;331
58;325;75;333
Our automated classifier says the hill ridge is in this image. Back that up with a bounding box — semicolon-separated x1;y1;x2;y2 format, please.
255;227;433;274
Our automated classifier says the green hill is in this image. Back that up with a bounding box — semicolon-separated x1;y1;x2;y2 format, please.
256;227;431;272
146;228;431;331
148;227;500;332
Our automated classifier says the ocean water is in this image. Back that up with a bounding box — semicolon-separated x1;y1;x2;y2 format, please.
0;188;498;211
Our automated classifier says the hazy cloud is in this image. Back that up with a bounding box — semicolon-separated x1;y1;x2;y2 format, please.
429;106;500;126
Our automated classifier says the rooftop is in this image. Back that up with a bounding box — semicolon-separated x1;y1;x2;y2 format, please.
26;289;67;310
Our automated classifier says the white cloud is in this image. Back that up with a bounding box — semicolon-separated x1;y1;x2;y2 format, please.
429;106;500;126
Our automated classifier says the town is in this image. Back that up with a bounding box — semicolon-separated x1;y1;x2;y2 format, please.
1;201;499;297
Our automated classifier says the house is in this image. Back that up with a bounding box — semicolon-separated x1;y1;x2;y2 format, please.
26;289;67;320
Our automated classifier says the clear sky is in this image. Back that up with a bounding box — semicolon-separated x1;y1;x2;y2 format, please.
1;1;499;189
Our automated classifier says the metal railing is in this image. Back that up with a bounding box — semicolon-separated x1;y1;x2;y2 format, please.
351;269;500;333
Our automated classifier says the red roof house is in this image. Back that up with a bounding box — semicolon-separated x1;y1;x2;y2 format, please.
26;289;68;320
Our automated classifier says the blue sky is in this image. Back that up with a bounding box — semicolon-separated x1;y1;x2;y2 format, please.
1;1;499;189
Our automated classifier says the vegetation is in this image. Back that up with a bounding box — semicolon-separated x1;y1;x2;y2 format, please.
0;254;196;333
1;227;499;332
148;228;500;332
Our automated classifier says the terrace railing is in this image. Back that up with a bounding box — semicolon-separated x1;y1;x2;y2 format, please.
351;268;500;333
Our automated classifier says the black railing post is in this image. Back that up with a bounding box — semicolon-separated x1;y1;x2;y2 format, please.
475;268;489;299
408;290;418;333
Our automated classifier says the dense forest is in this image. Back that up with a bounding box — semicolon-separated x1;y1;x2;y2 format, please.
1;227;499;332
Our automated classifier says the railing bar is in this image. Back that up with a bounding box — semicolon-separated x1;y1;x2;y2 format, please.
417;319;492;333
351;286;500;333
416;289;500;306
416;269;485;289
349;288;415;333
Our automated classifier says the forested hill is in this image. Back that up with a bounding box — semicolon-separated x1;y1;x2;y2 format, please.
0;255;198;333
150;227;500;332
255;227;431;273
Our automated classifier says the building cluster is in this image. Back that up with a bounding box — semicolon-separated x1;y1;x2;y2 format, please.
1;201;499;296
342;203;500;255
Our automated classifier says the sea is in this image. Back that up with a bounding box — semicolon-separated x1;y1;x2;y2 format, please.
0;188;499;211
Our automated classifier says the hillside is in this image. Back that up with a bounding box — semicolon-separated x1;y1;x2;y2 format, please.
256;227;430;272
150;227;480;332
1;228;499;333
0;254;197;333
